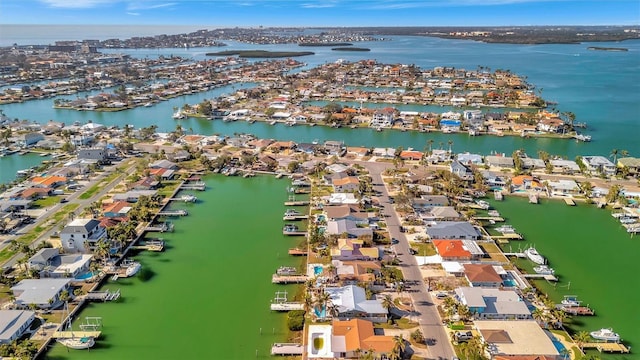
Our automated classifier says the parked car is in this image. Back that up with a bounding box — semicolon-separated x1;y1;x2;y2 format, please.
391;238;399;244
435;292;448;299
60;198;68;203
454;331;473;342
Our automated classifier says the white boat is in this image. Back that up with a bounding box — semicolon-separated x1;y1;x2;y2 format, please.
524;247;546;265
475;200;490;209
284;209;301;216
561;295;581;307
590;328;620;342
533;265;555;275
123;260;142;277
276;266;298;275
57;336;95;350
496;225;516;234
180;194;197;202
172;109;186;119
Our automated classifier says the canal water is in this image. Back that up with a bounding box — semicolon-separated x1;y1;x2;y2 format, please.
44;175;306;359
0;153;51;185
490;196;639;359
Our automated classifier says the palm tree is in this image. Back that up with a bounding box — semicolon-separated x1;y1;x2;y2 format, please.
382;294;394;317
610;149;619;164
447;139;454;154
392;334;406;359
574;331;591;353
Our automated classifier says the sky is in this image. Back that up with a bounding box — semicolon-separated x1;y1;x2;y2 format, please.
0;0;638;26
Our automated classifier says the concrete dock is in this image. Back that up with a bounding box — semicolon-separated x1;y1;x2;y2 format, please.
271;343;304;356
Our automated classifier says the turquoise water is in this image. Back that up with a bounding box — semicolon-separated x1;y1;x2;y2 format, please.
313;265;323;276
74;271;96;280
0;153;51;184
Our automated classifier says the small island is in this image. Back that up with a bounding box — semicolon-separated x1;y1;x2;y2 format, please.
332;47;371;52
205;50;314;58
587;46;629;52
298;42;353;47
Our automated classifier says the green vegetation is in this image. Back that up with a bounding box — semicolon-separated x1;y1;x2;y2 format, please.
376;317;419;329
287;310;305;331
33;196;61;208
79;171;120;199
205;50;315;58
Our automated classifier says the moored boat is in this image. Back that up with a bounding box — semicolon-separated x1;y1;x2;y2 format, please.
57;336;95;350
590;328;620;342
561;295;581;307
524;247;545;265
533;265;555;275
276;266;298;275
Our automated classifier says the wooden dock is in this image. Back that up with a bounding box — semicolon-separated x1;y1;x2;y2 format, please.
522;273;558;281
133;241;164;252
272;274;308;284
503;252;526;258
271;343;304;356
157;210;188;216
491;233;523;241
564;198;576;206
283;230;306;236
144;221;174;232
284;200;309;206
180;182;206;191
583;342;630;353
270;302;305;311
288;248;307;256
560;306;594;316
51;330;102;339
474;216;505;222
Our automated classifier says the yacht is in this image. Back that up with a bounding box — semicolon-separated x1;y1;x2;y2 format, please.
590;328;620;342
524;247;546;265
495;225;516;234
284;209;301;217
276;266;298;276
122;260;142;277
561;295;581;307
172;109;186;119
57;336;95;350
533;265;555;275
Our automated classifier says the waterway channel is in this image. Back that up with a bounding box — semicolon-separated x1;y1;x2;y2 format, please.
44;175;306;359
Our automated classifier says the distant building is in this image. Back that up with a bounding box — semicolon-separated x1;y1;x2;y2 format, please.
59;218;108;253
77;148;107;163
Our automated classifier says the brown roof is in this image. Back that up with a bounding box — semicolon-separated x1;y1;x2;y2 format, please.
463;264;502;283
332;319;394;354
480;329;513;343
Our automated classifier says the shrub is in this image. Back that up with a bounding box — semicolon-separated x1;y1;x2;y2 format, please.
287;310;305;331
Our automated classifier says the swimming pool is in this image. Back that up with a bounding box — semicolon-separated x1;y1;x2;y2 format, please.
502;279;517;287
75;271;96;280
551;336;567;354
314;265;323;276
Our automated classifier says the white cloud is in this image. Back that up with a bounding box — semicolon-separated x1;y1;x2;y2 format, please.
127;2;177;10
363;0;556;9
39;0;114;8
127;11;140;15
301;2;338;8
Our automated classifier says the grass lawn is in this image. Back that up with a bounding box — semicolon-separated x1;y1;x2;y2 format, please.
376;317;419;330
411;242;436;256
33;196;61;208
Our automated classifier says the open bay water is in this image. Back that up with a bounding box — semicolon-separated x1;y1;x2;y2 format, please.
45;175;304;359
491;196;639;359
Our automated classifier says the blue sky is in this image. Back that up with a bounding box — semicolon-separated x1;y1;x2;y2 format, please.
1;0;638;26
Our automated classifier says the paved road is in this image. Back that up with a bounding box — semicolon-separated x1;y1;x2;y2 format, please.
358;161;456;360
1;159;137;269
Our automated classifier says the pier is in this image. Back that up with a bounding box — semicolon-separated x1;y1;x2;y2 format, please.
474;216;505;222
582;342;630;353
51;330;102;339
503;252;526;258
491;233;524;242
283;230;307;236
133;239;165;252
168;195;197;202
559;305;594;316
157;210;188;216
272;274;308;284
180;182;206;191
271;343;304;356
85;289;121;302
522;273;558;281
288;248;307;256
144;221;174;232
284;200;310;206
564;198;576;206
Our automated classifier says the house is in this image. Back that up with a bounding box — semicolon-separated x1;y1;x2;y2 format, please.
28;248;60;272
31;175;67;188
148;167;175;180
325;193;360;205
324;285;387;322
370;108;395;128
580;155;616;176
411;195;449;211
332;177;360;192
49;254;93;278
20;132;44;147
425;221;482;240
149;159;178;170
450;160;474;181
77;148;107;163
112;190;158;203
510;175;544;192
130;176;160;190
329;319;394;358
102;201;133;218
11;278;72;309
618;157;640;176
59;218;108;253
332;260;381;284
399;150;423;161
18;187;52;200
547;179;581;196
457;153;484;165
475;320;560;358
463;264;503;287
521;157;546;171
324;205;370;224
0;310;36;344
324;140;345;156
485;155;515;169
331;238;379;261
433;240;473;261
549;159;581;174
420;206;461;221
454;287;531;320
372;148;395;158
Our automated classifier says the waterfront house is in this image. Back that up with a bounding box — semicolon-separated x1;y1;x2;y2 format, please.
130;176;160;191
580;155;617;176
323;140;345;156
19;132;44;147
399;150;423;161
49;253;93;278
450;160;474;181
11;278;72;309
112;190;158;203
31;175;67;189
411;195;450;211
474;320;560;358
457;153;484;166
59;218;109;253
425;149;450;163
332;260;381;284
510;175;544;192
454;287;531;320
485;155;515;169
324;285;387;322
521;157;546;171
149;159;178;170
27;248;60;272
370;108;395;128
324;205;370;224
325;193;360;205
0;310;36;344
419;206;461;221
618;157;640;177
102;201;132;218
148;167;175;180
329;319;394;358
425;221;482;240
547;179;581;196
549;159;581;175
463;264;503;287
77;147;107;163
372;147;396;159
18;187;52;200
330;238;379;261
